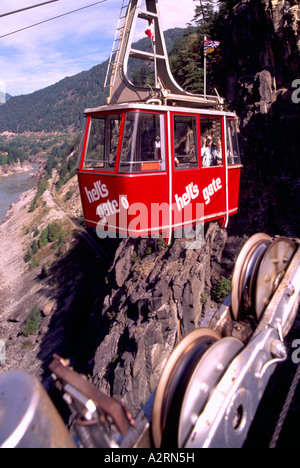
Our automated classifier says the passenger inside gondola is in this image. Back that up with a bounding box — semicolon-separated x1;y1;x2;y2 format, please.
201;134;214;167
200;116;222;168
213;139;223;165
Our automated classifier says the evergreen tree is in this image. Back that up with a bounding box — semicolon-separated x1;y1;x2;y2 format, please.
23;304;42;336
31;240;38;255
47;222;62;242
40;264;48;279
24;250;32;263
193;0;216;26
169;1;227;95
39;226;49;247
30;256;39;269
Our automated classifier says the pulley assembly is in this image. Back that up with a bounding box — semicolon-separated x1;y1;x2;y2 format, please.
151;233;300;448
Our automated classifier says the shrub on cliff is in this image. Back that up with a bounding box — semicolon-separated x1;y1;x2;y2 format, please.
39;226;49;247
47;222;62;242
23;304;42;337
211;276;231;302
24;249;32;263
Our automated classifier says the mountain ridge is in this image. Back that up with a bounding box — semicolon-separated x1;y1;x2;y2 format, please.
0;28;185;134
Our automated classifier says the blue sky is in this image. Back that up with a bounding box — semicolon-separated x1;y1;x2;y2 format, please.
0;0;198;97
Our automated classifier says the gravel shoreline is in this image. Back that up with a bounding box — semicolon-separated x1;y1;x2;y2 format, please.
0;188;36;322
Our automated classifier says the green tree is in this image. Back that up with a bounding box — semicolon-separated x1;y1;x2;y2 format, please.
56;230;66;247
24;249;32;263
23;304;42;336
36;178;49;197
29;194;38;212
39;226;49;247
193;0;216;26
211;277;231;301
40;263;48;279
47;222;62;242
0;153;8;165
31;240;38;255
169;1;226;95
30;255;39;269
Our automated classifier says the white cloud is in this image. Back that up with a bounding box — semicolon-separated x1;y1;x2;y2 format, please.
0;0;196;96
159;0;196;30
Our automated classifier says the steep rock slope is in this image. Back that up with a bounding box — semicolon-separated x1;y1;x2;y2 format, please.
222;0;300;237
91;225;243;416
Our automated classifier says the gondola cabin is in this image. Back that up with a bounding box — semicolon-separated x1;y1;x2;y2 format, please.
76;0;242;242
77;102;241;241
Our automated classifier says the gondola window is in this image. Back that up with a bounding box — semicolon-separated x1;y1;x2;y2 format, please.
119;112;166;173
174;115;198;169
84;115;121;171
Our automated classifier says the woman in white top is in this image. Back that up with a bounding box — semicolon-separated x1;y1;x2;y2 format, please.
201;135;213;167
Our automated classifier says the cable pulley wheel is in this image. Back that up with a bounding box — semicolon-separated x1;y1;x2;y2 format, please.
231;233;273;320
255;236;297;323
178;336;244;447
151;328;220;448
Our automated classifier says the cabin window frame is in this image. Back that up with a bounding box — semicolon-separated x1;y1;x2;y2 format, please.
82;113;122;172
226;118;241;166
173;114;199;170
200;116;223;169
118;111;166;174
77;115;89;171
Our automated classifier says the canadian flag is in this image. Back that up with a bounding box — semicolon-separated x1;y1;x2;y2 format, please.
145;20;155;40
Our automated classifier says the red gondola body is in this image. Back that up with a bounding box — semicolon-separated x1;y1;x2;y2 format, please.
76;1;242;242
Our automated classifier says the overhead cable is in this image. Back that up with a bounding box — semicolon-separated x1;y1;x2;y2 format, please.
0;0;108;39
0;1;60;18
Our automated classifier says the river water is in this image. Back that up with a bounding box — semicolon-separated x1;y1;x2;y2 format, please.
0;170;37;224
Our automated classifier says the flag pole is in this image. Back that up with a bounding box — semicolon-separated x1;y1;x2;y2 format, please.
204;35;207;99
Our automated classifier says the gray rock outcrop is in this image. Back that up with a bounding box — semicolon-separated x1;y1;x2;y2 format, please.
92;224;242;416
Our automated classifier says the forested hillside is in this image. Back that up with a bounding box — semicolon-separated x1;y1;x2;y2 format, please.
0;63;109;134
0;28;185;134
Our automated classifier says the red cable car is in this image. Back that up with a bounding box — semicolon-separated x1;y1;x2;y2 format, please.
77;0;242;243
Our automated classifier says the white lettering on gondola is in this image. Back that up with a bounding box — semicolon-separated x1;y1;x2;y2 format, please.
203;178;222;205
97;199;120;223
175;183;200;212
84;180;108;203
84;180;129;224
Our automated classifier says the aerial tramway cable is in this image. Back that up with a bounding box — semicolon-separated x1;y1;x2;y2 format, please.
0;0;108;39
0;1;60;19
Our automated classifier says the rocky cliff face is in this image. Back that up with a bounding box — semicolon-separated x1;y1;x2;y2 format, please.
90;226;244;416
223;0;300;237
